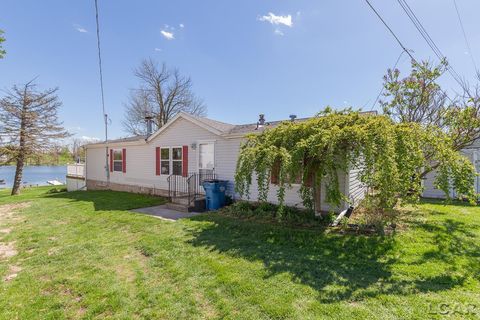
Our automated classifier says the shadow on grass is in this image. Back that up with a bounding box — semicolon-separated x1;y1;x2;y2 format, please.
186;208;478;302
45;190;167;211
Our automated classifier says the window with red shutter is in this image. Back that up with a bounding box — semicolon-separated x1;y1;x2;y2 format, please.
122;148;126;173
182;145;188;177
155;147;160;175
109;149;113;172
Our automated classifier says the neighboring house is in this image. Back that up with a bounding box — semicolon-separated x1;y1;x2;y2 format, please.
83;112;367;213
422;140;480;199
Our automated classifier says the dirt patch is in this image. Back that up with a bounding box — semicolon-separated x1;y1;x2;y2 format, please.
0;228;11;234
0;242;17;259
194;291;218;319
118;250;149;283
4;265;22;282
0;202;30;221
48;247;59;256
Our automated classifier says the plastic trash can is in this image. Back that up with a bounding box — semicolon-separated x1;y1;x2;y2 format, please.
202;179;228;210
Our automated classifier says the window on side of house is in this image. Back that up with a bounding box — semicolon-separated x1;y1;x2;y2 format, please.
160;148;170;175
270;160;304;185
113;150;123;172
172;147;183;176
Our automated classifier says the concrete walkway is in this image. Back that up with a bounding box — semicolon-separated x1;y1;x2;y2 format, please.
131;205;202;221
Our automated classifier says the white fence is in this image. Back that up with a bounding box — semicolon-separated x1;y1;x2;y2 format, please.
67;163;85;178
66;163;86;192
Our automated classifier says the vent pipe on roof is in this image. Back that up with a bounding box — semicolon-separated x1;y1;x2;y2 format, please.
145;115;154;136
256;114;266;130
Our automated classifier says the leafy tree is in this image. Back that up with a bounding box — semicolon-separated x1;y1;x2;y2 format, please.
0;29;5;58
235;110;476;213
123;58;206;135
381;59;480;177
0;80;70;195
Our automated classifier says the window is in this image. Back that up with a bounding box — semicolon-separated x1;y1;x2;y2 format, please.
113;150;123;172
172;147;182;176
270;160;304;185
161;148;170;175
159;147;184;176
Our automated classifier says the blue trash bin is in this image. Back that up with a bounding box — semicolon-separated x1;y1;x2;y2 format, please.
202;179;228;210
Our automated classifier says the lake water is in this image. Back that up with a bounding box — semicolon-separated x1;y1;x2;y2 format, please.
0;165;66;188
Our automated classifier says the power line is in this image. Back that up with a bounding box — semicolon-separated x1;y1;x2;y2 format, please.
94;0;106;120
363;0;455;105
94;0;110;181
396;0;466;90
363;0;416;62
452;0;478;72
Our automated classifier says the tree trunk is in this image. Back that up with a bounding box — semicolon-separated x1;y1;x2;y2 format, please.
11;104;27;195
11;153;25;195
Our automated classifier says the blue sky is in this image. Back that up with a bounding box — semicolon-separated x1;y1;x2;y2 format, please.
1;0;479;141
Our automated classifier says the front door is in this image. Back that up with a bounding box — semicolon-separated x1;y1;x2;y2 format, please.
198;143;215;183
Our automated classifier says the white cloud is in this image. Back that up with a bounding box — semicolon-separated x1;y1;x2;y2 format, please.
154;48;162;52
258;13;293;27
179;23;185;28
80;136;100;142
73;24;88;33
274;29;284;36
68;126;85;132
160;30;175;40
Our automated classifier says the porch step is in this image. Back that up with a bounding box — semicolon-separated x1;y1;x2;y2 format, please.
166;202;191;213
171;196;191;206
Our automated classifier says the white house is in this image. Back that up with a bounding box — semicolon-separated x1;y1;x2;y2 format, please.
83;112;367;213
422;140;480;199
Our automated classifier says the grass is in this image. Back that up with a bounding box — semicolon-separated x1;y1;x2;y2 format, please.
0;187;478;319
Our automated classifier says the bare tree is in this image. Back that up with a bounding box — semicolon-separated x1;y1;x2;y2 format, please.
71;137;89;162
122;59;206;135
0;80;70;195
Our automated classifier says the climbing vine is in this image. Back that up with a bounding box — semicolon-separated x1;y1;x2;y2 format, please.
235;109;477;212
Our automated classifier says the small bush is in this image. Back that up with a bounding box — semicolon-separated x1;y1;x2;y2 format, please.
46;187;67;194
220;201;326;228
351;196;399;234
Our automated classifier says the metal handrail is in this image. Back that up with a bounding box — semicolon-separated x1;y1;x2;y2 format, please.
168;171;216;207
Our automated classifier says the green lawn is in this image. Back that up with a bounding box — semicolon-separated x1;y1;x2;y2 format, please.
0;187;478;319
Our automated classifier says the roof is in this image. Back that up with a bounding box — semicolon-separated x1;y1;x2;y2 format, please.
188;114;236;133
85;111;378;147
106;135;147;144
228;117;312;135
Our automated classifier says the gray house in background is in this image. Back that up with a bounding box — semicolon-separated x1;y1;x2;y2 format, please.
422;140;480;199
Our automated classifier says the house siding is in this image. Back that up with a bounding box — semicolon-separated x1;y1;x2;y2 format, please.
422;148;480;199
85;116;361;212
87;117;219;191
347;165;367;206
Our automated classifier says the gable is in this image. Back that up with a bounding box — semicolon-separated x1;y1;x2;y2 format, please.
147;117;220;145
146;113;224;142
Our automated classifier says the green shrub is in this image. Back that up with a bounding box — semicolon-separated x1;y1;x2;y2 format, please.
221;200;327;227
46;187;67;194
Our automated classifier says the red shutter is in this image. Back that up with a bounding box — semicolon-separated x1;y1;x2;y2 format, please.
271;160;279;184
109;149;113;172
122;148;126;173
182;145;188;177
155;147;160;175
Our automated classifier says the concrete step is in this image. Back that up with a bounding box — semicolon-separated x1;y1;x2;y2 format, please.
166;202;190;213
171;197;191;206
